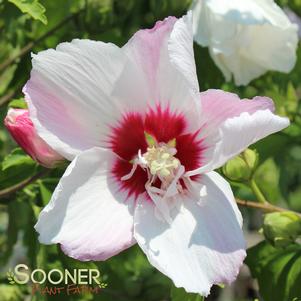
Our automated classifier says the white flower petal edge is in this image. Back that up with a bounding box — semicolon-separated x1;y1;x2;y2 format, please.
35;147;135;261
191;0;298;85
24;41;128;160
134;171;246;296
25;14;201;161
186;90;290;176
119;11;201;132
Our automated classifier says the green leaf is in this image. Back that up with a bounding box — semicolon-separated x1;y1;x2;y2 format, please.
2;148;35;171
38;178;58;206
254;158;281;204
253;133;290;163
0;148;37;190
171;287;204;301
276;145;301;208
0;199;32;266
8;98;27;109
245;241;301;301
0;65;17;96
0;284;23;301
286;82;299;114
8;0;48;24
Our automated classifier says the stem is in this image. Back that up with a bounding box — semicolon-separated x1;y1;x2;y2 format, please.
236;198;301;216
0;169;49;200
0;9;84;75
249;179;267;204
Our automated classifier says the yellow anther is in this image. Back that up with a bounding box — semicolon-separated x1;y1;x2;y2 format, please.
143;144;180;179
161;153;170;160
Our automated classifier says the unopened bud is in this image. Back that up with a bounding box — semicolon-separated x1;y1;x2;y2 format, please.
242;149;258;170
4;109;65;168
223;149;258;182
263;211;301;248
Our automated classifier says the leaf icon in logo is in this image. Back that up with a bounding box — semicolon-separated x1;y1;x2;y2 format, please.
98;282;108;289
6;269;16;285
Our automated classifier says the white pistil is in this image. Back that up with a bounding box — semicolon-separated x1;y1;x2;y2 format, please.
121;139;185;223
120;162;138;181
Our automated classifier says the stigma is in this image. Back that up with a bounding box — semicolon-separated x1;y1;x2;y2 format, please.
121;133;182;183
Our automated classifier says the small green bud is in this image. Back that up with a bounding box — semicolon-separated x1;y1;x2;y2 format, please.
263;211;301;248
223;148;259;182
222;156;252;181
242;149;259;170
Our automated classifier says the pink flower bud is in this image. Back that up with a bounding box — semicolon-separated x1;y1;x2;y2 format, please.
4;108;65;168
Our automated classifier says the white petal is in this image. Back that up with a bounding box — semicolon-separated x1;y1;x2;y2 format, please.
25;39;128;160
194;0;291;25
191;0;298;85
26;14;202;160
168;12;199;93
186;90;289;175
134;171;246;296
122;13;201;132
35;147;135;261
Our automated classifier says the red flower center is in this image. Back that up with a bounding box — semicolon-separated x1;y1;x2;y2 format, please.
109;107;205;199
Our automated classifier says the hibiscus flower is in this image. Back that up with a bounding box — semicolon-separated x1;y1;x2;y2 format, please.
190;0;298;86
22;13;289;296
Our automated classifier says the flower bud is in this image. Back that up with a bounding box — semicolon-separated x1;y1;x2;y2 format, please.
223;156;251;181
4;108;64;168
263;211;301;248
222;149;258;182
242;149;259;171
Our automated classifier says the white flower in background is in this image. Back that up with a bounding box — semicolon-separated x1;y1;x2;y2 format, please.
22;13;289;296
191;0;299;85
284;7;301;39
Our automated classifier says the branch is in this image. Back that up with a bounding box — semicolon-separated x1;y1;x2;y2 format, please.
1;167;300;219
0;169;49;199
236;198;301;216
0;8;84;75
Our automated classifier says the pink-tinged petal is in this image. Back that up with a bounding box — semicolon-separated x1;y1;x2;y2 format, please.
25;14;201;160
187;89;290;175
25;40;128;160
4;108;64;168
134;171;246;296
35;148;135;261
120;12;201;133
201;89;275;128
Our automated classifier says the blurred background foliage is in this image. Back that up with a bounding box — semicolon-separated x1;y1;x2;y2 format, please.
0;0;301;300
